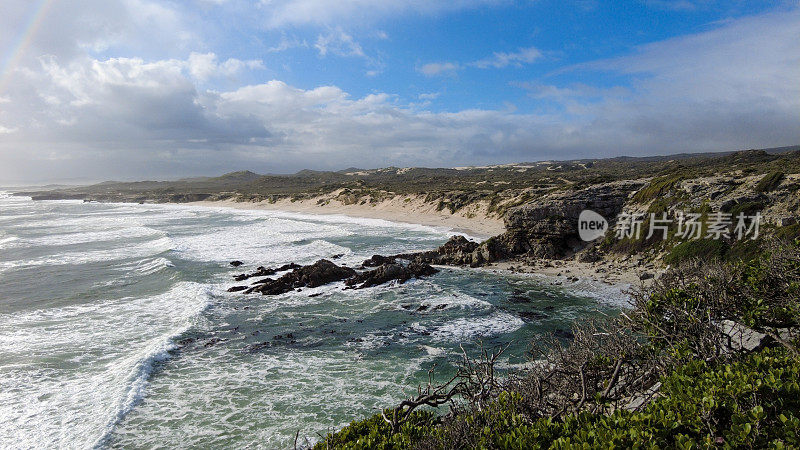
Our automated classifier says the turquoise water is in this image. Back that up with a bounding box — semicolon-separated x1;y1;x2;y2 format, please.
0;193;628;448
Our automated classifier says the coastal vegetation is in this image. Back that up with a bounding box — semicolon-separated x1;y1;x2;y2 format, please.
15;144;800;448
312;238;800;448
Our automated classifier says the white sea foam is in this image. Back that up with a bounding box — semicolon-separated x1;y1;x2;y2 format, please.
132;257;175;275
0;282;213;448
430;311;525;342
170;217;353;264
0;235;19;249
0;236;175;271
29;226;166;247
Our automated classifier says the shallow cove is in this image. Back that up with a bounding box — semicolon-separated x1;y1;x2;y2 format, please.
0;193;627;448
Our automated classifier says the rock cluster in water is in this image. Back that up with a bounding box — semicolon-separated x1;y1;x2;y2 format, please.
227;257;441;295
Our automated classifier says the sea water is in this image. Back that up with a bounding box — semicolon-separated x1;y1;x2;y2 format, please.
0;192;628;448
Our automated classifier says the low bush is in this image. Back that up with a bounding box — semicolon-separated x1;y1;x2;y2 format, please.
632;174;684;203
663;238;728;265
315;349;800;449
312;240;800;449
756;171;785;193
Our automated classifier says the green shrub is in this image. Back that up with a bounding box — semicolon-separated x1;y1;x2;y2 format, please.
313;410;437;450
317;349;800;449
633;175;683;203
776;224;800;242
664;239;729;265
756;171;785;193
728;200;765;217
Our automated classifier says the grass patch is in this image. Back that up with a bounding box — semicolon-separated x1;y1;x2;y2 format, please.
755;171;785;193
664;239;729;265
632;174;683;203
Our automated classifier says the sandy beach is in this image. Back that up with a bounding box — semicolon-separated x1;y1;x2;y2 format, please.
187;196;653;289
189;195;506;239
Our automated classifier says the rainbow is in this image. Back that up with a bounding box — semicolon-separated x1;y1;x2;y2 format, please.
0;0;55;94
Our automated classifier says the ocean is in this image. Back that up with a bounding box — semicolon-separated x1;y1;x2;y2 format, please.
0;192;628;448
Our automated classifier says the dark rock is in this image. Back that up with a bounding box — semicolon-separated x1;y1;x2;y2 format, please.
508;295;532;304
416;304;429;312
639;272;654;281
518;311;548;321
362;254;396;267
176;337;197;347
331;253;344;259
554;329;575;340
227;286;248;292
308;292;322;297
577;247;602;263
234;263;302;282
247;342;270;353
203;337;222;347
229;260;244;267
344;261;439;289
234;266;276;281
394;235;480;266
498;181;643;260
243;259;356;295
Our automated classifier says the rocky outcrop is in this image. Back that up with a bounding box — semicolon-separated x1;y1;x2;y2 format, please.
395;235;480;266
362;254;397;267
230;259;439;295
495;181;642;259
390;182;641;267
233;263;302;281
243;259;356;295
345;262;439;289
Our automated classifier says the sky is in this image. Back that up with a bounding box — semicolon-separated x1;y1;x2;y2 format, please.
0;0;798;183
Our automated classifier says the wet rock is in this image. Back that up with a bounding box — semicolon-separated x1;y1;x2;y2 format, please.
344;262;439;289
227;286;248;292
247;342;270;353
229;260;244;267
176;337;197;347
203;337;222;347
554;329;575;340
518;311;548;321
233;263;302;282
331;253;344;259
394;235;480;266
234;266;276;281
362;254;396;267
508;295;532;304
246;259;356;295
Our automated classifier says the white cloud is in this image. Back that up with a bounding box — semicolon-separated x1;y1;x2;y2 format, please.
418;92;440;100
418;62;460;76
420;46;542;75
267;34;309;53
0;7;797;183
314;29;365;57
187;52;265;81
470;46;542;68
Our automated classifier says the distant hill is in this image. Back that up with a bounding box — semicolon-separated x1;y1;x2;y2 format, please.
14;144;800;206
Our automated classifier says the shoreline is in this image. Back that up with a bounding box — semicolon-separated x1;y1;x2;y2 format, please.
187;197;505;239
184;198;649;290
